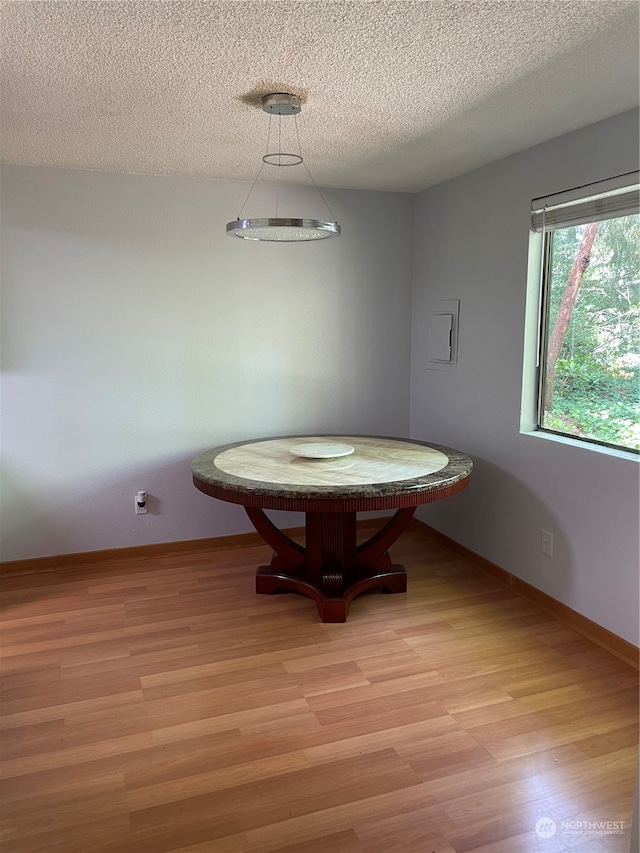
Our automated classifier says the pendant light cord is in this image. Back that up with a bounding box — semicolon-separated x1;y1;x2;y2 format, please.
294;113;338;222
237;161;266;220
237;112;275;219
275;113;281;217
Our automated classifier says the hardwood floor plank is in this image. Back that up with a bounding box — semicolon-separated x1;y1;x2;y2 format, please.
126;750;311;812
127;750;423;852
303;668;445;710
143;679;306;729
0;718;66;760
269;828;368;853
0;731;156;779
243;782;445;853
0;814;133;853
0;689;144;731
355;804;459;853
1;788;129;844
149;698;313;745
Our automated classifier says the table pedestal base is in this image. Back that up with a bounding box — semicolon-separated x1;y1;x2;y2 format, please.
255;564;407;622
246;506;415;622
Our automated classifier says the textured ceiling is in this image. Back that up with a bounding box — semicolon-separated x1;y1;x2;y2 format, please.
1;1;638;193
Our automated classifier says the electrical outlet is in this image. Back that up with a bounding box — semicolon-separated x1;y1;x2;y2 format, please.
135;491;148;515
541;529;553;557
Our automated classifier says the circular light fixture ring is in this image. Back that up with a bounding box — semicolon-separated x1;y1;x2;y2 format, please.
262;152;303;167
226;218;341;242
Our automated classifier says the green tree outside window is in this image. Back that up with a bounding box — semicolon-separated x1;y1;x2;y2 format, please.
540;213;640;452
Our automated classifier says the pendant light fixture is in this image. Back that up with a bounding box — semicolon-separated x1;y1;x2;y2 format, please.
226;93;341;242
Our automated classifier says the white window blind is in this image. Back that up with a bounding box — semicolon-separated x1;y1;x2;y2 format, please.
531;171;639;232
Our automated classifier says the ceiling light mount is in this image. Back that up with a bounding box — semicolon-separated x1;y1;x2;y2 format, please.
261;92;301;116
226;92;340;242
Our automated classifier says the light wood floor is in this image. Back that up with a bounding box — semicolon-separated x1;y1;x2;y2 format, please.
1;523;637;853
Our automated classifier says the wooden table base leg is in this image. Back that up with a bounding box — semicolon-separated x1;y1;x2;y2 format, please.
256;564;407;622
316;566;407;622
248;507;414;622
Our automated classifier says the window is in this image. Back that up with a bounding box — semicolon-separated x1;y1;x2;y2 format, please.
531;174;640;453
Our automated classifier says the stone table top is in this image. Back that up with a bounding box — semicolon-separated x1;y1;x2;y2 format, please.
191;435;473;508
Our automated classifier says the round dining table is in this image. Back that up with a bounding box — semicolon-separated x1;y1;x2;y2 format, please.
191;435;473;622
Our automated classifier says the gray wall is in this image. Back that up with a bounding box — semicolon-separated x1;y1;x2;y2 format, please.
0;166;413;560
410;109;639;644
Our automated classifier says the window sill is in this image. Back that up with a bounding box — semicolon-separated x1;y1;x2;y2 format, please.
520;427;640;461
